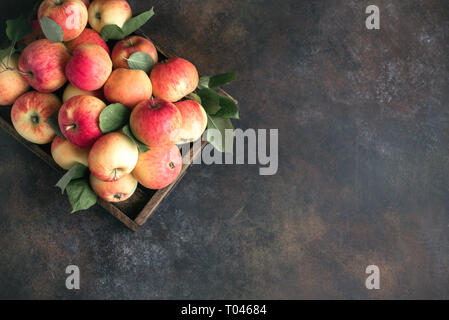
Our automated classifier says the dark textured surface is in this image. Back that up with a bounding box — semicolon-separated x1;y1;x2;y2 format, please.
1;0;449;299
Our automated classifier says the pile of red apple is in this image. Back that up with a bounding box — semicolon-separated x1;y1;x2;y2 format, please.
0;0;238;212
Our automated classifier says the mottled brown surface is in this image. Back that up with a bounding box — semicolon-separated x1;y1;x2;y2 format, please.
1;0;449;299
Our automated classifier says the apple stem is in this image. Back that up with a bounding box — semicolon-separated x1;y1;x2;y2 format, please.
65;124;76;131
0;66;32;77
113;169;118;181
14;69;32;77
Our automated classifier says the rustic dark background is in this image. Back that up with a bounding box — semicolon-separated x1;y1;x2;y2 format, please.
1;0;449;299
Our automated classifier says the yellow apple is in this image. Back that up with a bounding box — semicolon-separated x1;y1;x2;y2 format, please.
51;135;89;170
62;83;104;102
88;132;138;182
11;91;61;144
88;0;132;33
175;100;208;144
0;54;30;106
90;173;138;202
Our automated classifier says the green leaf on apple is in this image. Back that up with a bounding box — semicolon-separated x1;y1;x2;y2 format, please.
214;96;239;119
6;18;32;43
122;124;150;153
56;163;89;194
122;8;155;37
99;103;130;134
101;8;155;41
66;178;97;213
208;72;238;88
127;51;154;73
46;110;65;138
186;93;202;104
206;115;234;153
39;17;63;43
100;24;125;41
197;88;221;115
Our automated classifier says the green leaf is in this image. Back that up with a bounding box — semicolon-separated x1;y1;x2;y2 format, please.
122;124;150;153
208;72;237;88
198;76;210;89
0;46;14;61
197;88;221;115
99;103;130;134
122;8;155;37
214;96;239;119
46;110;64;138
66;178;97;213
101;24;125;41
101;8;155;41
40;17;63;42
186;93;202;104
56;163;89;194
207;115;234;153
6;18;32;42
127;51;154;72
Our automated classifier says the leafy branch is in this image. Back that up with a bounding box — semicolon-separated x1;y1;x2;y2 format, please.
0;18;32;74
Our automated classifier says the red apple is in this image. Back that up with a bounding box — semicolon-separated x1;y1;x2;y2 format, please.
88;0;132;33
130;98;182;147
51;135;90;170
132;144;182;190
88;132;138;182
66;42;112;91
19;39;70;93
150;57;199;102
103;68;152;109
175;100;208;144
38;0;88;42
11;91;61;144
58;95;106;148
0;54;30;106
111;36;158;69
65;28;110;54
62;83;104;102
90;173;138;202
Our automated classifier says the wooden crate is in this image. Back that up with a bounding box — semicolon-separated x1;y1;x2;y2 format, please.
0;42;236;232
